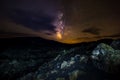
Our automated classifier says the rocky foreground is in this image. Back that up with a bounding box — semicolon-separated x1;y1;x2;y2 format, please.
0;38;120;80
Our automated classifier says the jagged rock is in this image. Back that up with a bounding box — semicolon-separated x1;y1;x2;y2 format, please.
0;59;38;80
33;53;88;80
111;39;120;50
56;78;65;80
19;73;34;80
91;43;120;73
0;38;120;80
0;47;59;80
69;70;81;80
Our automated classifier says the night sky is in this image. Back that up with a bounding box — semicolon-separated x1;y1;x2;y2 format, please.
0;0;120;44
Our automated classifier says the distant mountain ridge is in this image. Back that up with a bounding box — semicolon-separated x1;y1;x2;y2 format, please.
0;37;117;51
0;37;115;47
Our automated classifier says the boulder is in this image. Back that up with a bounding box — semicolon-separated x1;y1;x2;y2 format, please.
91;43;120;73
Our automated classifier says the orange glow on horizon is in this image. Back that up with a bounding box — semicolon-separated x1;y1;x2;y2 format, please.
56;32;62;39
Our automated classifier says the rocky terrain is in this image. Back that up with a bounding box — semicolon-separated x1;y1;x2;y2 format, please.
0;37;120;80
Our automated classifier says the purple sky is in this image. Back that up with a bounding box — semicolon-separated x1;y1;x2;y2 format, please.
0;0;120;43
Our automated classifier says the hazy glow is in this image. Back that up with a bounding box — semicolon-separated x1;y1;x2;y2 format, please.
56;32;62;39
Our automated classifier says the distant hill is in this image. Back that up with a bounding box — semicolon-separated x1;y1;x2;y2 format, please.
0;37;64;47
0;37;116;51
0;37;114;47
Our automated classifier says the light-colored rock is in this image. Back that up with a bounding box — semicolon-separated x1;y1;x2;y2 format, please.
91;43;120;73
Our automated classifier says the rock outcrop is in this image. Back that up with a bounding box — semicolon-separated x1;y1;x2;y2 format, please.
91;43;120;73
0;39;120;80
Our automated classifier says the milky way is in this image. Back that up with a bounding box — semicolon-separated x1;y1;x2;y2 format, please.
53;11;65;39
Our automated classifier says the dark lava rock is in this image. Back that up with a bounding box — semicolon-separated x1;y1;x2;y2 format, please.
0;38;120;80
0;47;60;80
91;43;120;73
20;44;120;80
111;39;120;50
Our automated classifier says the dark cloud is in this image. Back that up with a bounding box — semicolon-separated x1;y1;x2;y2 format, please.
44;32;53;35
0;31;33;36
0;0;61;36
82;27;101;35
7;9;56;33
75;33;120;40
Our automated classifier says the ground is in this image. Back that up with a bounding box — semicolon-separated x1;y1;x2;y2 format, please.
0;38;120;80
